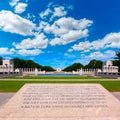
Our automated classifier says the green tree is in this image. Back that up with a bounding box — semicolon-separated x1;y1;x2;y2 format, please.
115;50;120;60
0;56;3;65
12;58;55;71
113;50;120;72
63;63;84;71
13;58;42;68
85;59;102;69
43;66;55;71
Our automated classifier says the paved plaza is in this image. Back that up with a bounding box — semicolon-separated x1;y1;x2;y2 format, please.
0;84;120;120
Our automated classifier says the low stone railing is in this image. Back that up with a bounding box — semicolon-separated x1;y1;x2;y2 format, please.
95;72;120;79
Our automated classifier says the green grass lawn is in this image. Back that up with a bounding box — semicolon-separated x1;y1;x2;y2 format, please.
0;76;120;92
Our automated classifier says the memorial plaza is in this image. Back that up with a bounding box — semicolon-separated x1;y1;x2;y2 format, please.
0;59;120;119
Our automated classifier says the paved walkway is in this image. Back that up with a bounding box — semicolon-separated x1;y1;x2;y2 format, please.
0;92;120;109
0;93;15;109
112;92;120;101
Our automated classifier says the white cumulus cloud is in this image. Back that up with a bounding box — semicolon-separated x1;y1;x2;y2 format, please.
0;10;35;36
14;3;28;14
50;6;67;20
39;5;67;21
50;38;62;46
42;17;93;45
0;48;15;55
9;0;19;7
62;29;88;42
10;0;28;14
18;49;42;56
39;8;52;19
71;32;120;51
72;41;92;51
13;33;48;49
85;50;116;60
39;4;92;46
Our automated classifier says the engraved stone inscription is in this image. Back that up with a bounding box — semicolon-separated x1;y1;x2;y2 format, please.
21;85;108;109
0;84;120;119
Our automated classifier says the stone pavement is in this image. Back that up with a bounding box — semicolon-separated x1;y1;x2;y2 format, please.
0;92;120;109
0;93;15;108
0;92;120;108
0;84;120;120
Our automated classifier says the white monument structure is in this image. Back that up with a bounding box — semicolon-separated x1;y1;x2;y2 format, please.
0;60;14;73
34;68;38;75
79;68;83;75
56;68;62;72
102;60;118;73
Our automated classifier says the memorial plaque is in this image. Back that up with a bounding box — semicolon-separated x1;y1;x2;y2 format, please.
0;84;120;120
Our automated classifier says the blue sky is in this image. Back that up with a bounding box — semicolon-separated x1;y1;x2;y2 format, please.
0;0;120;69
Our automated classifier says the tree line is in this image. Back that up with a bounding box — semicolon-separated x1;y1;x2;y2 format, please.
63;50;120;72
113;51;120;72
0;50;120;72
13;58;55;71
63;59;102;71
0;58;55;72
